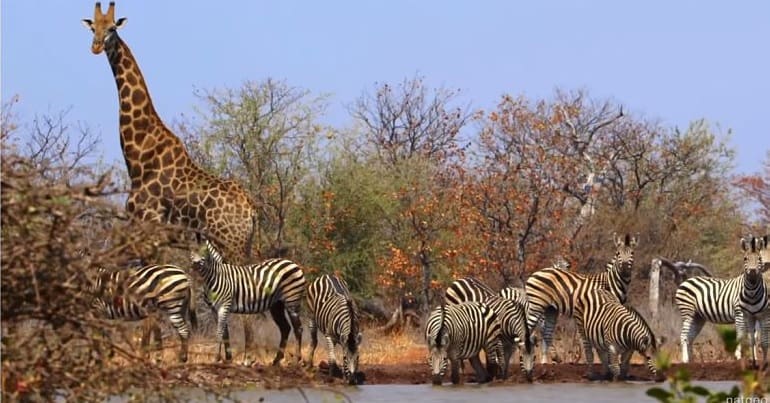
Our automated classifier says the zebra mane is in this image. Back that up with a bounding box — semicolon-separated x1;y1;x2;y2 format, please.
345;297;359;351
625;303;657;348
204;240;224;264
435;301;447;346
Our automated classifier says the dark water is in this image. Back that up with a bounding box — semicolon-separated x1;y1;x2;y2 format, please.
145;381;739;403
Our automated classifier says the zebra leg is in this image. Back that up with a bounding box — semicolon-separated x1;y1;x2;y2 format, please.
541;308;558;364
680;315;703;363
215;305;232;362
469;354;490;384
167;310;190;363
607;345;621;381
326;336;343;377
502;341;514;379
151;319;163;363
746;315;758;368
759;316;770;370
575;315;595;378
735;309;747;362
306;318;318;367
287;306;303;364
269;303;291;366
140;318;153;360
450;359;462;385
619;350;633;380
596;347;612;381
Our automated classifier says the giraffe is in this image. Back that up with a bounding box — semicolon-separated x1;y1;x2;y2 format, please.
83;2;267;363
82;2;258;264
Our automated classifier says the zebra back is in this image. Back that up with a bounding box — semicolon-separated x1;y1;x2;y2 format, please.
525;233;637;326
578;288;659;376
425;302;502;362
445;277;496;305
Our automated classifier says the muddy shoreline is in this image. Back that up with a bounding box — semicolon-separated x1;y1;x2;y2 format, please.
162;361;753;389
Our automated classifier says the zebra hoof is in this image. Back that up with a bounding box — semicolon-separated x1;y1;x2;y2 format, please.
432;375;443;386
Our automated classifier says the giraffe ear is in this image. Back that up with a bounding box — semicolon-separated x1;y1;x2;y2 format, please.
115;17;127;29
82;19;94;30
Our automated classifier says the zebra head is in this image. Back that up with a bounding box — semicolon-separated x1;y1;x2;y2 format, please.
342;298;363;385
426;304;449;385
741;236;766;289
610;233;638;300
519;311;535;382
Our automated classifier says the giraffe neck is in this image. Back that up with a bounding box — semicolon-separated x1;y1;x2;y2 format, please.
103;34;190;181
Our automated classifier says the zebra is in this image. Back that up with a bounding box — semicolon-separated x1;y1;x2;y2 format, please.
500;286;528;308
306;274;363;385
190;240;306;364
426;301;504;385
525;233;638;364
676;236;767;367
446;278;535;381
575;288;661;381
90;264;198;363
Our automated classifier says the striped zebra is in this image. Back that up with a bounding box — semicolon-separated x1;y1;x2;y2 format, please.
575;288;661;380
500;286;528;308
90;264;198;363
446;278;535;381
676;236;767;367
426;301;504;385
190;240;306;364
306;274;363;385
525;233;638;364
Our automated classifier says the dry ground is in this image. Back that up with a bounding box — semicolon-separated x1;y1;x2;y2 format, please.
112;315;765;388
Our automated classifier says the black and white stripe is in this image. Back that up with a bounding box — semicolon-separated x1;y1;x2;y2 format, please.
91;264;197;362
446;278;534;380
525;233;637;363
425;301;503;385
676;236;767;366
191;240;306;364
306;274;362;384
575;289;659;380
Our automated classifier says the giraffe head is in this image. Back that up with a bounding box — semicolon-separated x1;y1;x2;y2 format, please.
82;2;127;54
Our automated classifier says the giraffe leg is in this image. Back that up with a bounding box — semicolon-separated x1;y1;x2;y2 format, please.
269;302;291;366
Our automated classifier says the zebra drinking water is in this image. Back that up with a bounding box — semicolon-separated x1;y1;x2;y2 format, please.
425;301;503;385
575;288;661;381
446;277;534;381
306;274;364;385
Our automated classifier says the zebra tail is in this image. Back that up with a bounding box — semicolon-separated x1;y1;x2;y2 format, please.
188;287;199;333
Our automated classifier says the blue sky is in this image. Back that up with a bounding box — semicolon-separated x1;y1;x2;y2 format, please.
3;1;768;174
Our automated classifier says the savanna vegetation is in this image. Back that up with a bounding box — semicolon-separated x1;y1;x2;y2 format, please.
2;75;768;400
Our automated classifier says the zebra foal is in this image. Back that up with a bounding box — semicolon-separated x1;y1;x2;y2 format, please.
90;264;197;363
191;240;306;364
305;274;363;385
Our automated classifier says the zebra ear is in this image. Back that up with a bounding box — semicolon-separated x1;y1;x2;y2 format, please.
741;237;750;252
356;332;363;346
657;336;668;346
